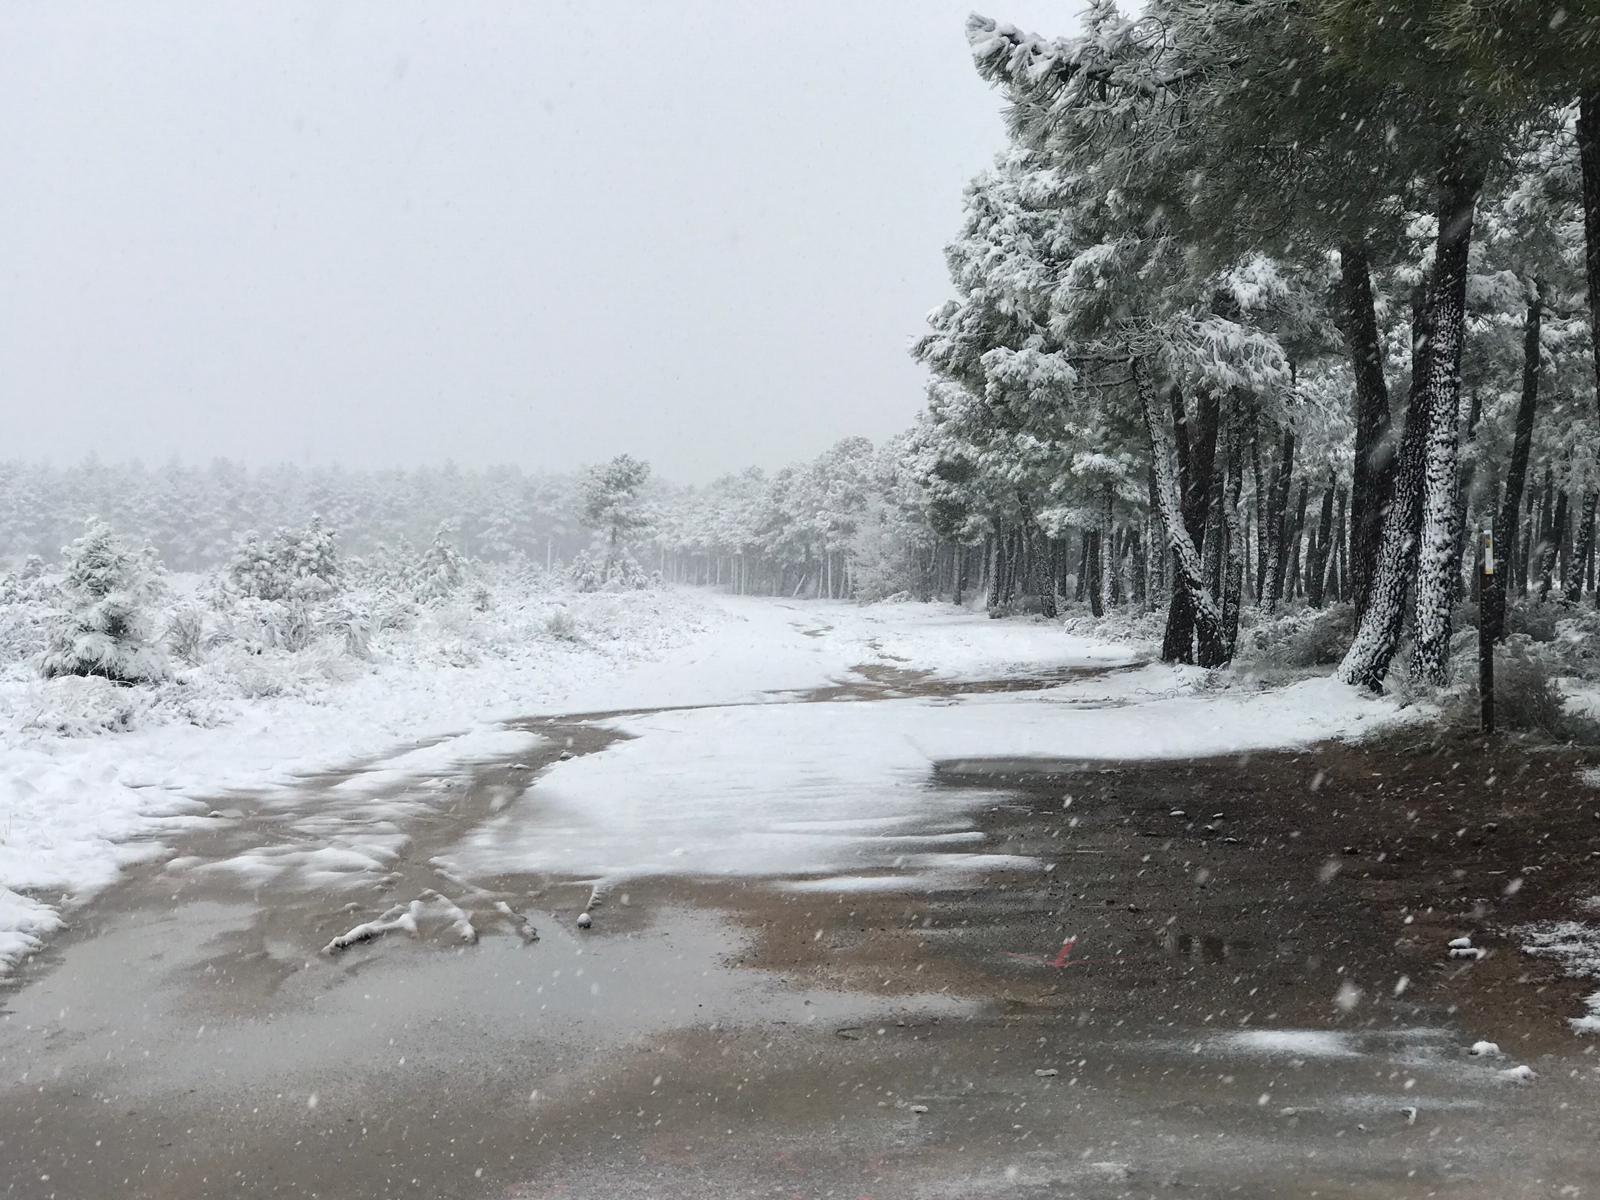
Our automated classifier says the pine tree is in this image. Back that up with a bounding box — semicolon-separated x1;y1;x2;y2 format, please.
41;519;168;684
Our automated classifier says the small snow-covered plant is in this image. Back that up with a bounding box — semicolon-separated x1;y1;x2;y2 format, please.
1442;637;1600;743
469;583;493;613
567;550;604;593
413;523;469;604
227;515;343;602
41;518;169;684
165;602;210;666
1507;600;1561;644
319;603;374;659
543;607;580;642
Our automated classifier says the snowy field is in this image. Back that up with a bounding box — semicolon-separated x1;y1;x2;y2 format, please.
0;588;1415;974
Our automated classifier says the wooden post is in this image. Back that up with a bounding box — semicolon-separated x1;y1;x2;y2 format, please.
1480;526;1496;736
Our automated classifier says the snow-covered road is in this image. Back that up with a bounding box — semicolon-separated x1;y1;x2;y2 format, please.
2;592;1410;974
4;593;1597;1200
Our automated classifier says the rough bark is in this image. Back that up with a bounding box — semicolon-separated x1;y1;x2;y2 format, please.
1336;377;1430;690
1580;90;1600;421
1140;361;1225;666
1284;480;1309;601
1221;404;1246;656
1307;477;1336;609
1487;287;1543;639
1264;428;1296;610
1409;148;1486;686
1340;241;1393;617
1576;492;1598;604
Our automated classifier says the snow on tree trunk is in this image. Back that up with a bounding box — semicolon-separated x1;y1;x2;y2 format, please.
1098;483;1114;617
1138;362;1226;666
1221;403;1246;657
1338;352;1432;690
1265;427;1295;612
1572;492;1597;603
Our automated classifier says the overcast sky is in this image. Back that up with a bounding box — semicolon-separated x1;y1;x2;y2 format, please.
1;1;1080;482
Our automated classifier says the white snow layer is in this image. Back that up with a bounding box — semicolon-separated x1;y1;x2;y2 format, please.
0;588;717;973
446;617;1405;891
2;592;1407;972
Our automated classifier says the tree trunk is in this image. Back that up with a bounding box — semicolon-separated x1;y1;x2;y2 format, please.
1332;486;1348;604
1540;485;1568;600
1099;482;1115;616
1221;403;1246;656
1409;147;1486;685
1337;373;1430;690
1579;89;1600;422
1488;286;1543;638
1575;492;1598;604
1340;241;1394;617
1266;428;1296;610
1140;362;1225;665
1307;477;1336;609
1285;480;1309;601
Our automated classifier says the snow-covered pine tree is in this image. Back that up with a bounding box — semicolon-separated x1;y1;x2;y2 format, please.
41;518;168;684
413;522;469;603
580;455;652;573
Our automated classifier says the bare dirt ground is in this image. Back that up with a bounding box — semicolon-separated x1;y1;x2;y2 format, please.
2;668;1599;1200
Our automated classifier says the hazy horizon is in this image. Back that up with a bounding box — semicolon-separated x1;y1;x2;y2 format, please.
2;2;1080;484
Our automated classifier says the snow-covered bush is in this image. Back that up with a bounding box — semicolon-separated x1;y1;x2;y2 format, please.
165;602;210;666
413;524;469;604
0;558;56;668
568;549;654;593
544;607;581;642
1432;634;1600;743
40;519;168;685
226;516;342;602
1239;604;1357;670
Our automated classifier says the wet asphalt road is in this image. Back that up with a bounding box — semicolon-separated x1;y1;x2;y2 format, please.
2;669;1599;1200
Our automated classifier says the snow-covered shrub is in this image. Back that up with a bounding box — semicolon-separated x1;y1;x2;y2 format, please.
165;602;210;666
319;603;374;659
413;524;469;604
361;540;417;594
40;519;168;684
16;674;151;735
1239;604;1356;669
1439;635;1600;743
1508;600;1562;643
568;549;654;593
544;607;581;642
226;515;342;602
567;550;603;592
220;597;320;653
0;558;57;668
370;591;420;634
